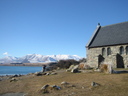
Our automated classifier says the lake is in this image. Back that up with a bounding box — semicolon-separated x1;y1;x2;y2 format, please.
0;66;42;76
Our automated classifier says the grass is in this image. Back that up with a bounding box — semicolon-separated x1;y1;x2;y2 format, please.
0;69;128;96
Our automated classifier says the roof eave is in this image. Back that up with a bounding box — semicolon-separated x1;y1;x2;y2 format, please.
86;25;101;48
87;43;128;48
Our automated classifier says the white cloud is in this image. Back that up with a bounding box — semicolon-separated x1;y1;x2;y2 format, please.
3;52;8;55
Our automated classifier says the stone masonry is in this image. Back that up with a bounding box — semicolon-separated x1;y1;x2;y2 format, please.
86;45;128;68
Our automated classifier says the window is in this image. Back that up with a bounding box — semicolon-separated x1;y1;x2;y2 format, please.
126;46;128;55
102;48;106;56
119;46;124;55
107;47;111;56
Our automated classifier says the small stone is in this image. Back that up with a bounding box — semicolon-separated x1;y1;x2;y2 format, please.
46;72;50;75
10;78;17;82
41;84;49;90
82;86;85;89
41;84;49;94
61;81;69;85
35;72;42;76
49;85;61;90
91;82;100;87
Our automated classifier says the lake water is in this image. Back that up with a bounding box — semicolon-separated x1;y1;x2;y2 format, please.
0;66;42;76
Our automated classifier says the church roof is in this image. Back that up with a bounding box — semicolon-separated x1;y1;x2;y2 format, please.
87;21;128;48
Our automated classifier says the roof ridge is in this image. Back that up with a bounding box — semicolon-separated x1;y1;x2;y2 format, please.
101;21;128;28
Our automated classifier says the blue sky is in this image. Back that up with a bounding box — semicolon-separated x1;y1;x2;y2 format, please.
0;0;128;58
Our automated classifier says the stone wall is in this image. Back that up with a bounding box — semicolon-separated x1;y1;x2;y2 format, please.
86;45;128;68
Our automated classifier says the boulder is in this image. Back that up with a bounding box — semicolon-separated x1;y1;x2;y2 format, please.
73;65;79;69
71;69;78;73
66;65;79;73
71;65;79;73
66;65;74;72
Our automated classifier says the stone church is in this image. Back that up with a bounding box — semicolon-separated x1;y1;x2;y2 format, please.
86;21;128;68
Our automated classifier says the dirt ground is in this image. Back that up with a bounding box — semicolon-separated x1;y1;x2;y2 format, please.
0;69;128;96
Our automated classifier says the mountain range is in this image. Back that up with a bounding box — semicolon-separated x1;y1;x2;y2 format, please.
0;54;82;64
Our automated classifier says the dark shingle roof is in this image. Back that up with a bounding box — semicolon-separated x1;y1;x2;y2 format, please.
87;21;128;48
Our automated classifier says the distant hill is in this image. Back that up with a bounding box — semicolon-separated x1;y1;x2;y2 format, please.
0;54;82;64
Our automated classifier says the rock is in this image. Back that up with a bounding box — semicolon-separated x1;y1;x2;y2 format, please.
10;74;22;78
41;84;49;93
66;65;80;73
66;65;75;72
46;72;50;75
49;85;61;90
91;82;100;87
42;72;47;75
73;65;79;69
71;69;78;73
61;81;74;88
41;84;49;90
10;78;18;82
35;72;42;76
71;65;79;73
41;84;61;93
13;74;19;77
61;81;69;85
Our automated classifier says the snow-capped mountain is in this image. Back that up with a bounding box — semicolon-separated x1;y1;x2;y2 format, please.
0;54;82;64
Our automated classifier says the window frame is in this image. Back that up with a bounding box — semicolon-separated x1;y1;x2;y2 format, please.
102;48;106;56
107;47;111;56
119;46;124;55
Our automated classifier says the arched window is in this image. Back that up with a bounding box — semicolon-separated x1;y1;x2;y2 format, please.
102;48;106;56
120;46;124;55
126;46;128;55
107;47;111;56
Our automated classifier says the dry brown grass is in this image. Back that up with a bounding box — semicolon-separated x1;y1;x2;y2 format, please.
0;69;128;96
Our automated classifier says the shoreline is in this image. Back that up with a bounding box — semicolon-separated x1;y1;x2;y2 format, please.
0;64;42;67
0;62;57;66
